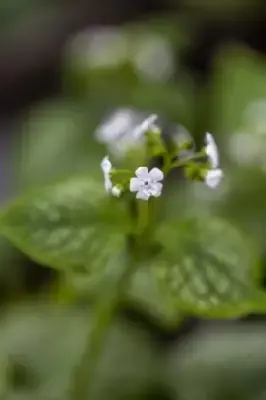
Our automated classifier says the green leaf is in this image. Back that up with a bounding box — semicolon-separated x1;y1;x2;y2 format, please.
217;167;266;249
0;176;129;272
150;217;261;318
166;324;266;400
210;45;266;134
14;99;104;192
0;304;158;400
128;267;183;328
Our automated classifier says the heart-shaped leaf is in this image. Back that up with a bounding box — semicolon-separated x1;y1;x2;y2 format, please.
0;176;129;274
149;217;261;318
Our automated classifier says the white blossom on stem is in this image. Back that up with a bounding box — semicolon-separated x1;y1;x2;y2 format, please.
100;156;122;196
204;132;224;189
205;132;219;169
111;186;122;197
100;156;112;192
130;166;164;200
205;169;224;189
132;114;159;139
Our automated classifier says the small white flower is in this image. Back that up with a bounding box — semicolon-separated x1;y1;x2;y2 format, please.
130;166;164;200
100;156;112;175
205;169;224;189
132;114;159;139
205;132;219;169
204;132;224;189
111;186;122;197
100;156;121;196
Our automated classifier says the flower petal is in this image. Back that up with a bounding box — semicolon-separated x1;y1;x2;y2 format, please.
104;177;112;192
150;182;163;197
205;169;224;189
136;190;150;201
135;166;149;179
129;177;140;192
205;132;219;168
111;186;122;197
149;167;164;182
132;114;158;139
101;156;112;174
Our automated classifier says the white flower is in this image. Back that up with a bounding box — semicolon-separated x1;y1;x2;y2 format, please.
100;156;112;175
96;109;136;144
130;166;164;200
205;169;224;189
132;114;159;139
100;156;122;196
100;156;112;192
111;186;122;197
204;132;224;189
205;132;219;169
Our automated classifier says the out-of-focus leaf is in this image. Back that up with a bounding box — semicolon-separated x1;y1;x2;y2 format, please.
166;323;266;400
149;217;261;318
61;256;182;328
0;176;129;273
127;267;182;328
206;46;266;253
217;167;266;250
210;45;266;135
14;99;103;192
0;304;158;400
0;236;24;299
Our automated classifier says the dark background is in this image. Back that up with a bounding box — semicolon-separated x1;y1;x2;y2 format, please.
1;0;266;115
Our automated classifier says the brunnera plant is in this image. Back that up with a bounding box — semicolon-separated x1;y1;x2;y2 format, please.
0;114;263;398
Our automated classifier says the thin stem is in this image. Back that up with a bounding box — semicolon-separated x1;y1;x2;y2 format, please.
171;151;206;170
69;258;136;400
137;200;149;236
162;151;172;175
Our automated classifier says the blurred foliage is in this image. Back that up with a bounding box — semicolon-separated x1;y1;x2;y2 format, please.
1;305;266;399
1;4;266;399
0;0;59;33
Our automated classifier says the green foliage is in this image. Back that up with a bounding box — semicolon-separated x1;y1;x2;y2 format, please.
0;304;158;400
15;99;103;192
3;7;266;399
0;176;129;274
166;324;266;400
0;172;262;321
154;217;261;317
210;46;266;135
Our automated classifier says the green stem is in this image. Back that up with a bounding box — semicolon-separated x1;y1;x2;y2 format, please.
162;151;172;175
171;150;206;169
69;258;136;400
137;199;149;236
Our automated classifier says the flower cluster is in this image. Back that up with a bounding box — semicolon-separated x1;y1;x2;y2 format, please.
100;115;224;200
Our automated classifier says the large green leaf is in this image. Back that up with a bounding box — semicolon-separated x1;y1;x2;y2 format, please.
0;176;129;273
127;267;182;328
148;217;262;318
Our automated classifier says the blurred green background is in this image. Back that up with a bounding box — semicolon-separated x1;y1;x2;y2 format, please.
1;0;266;399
